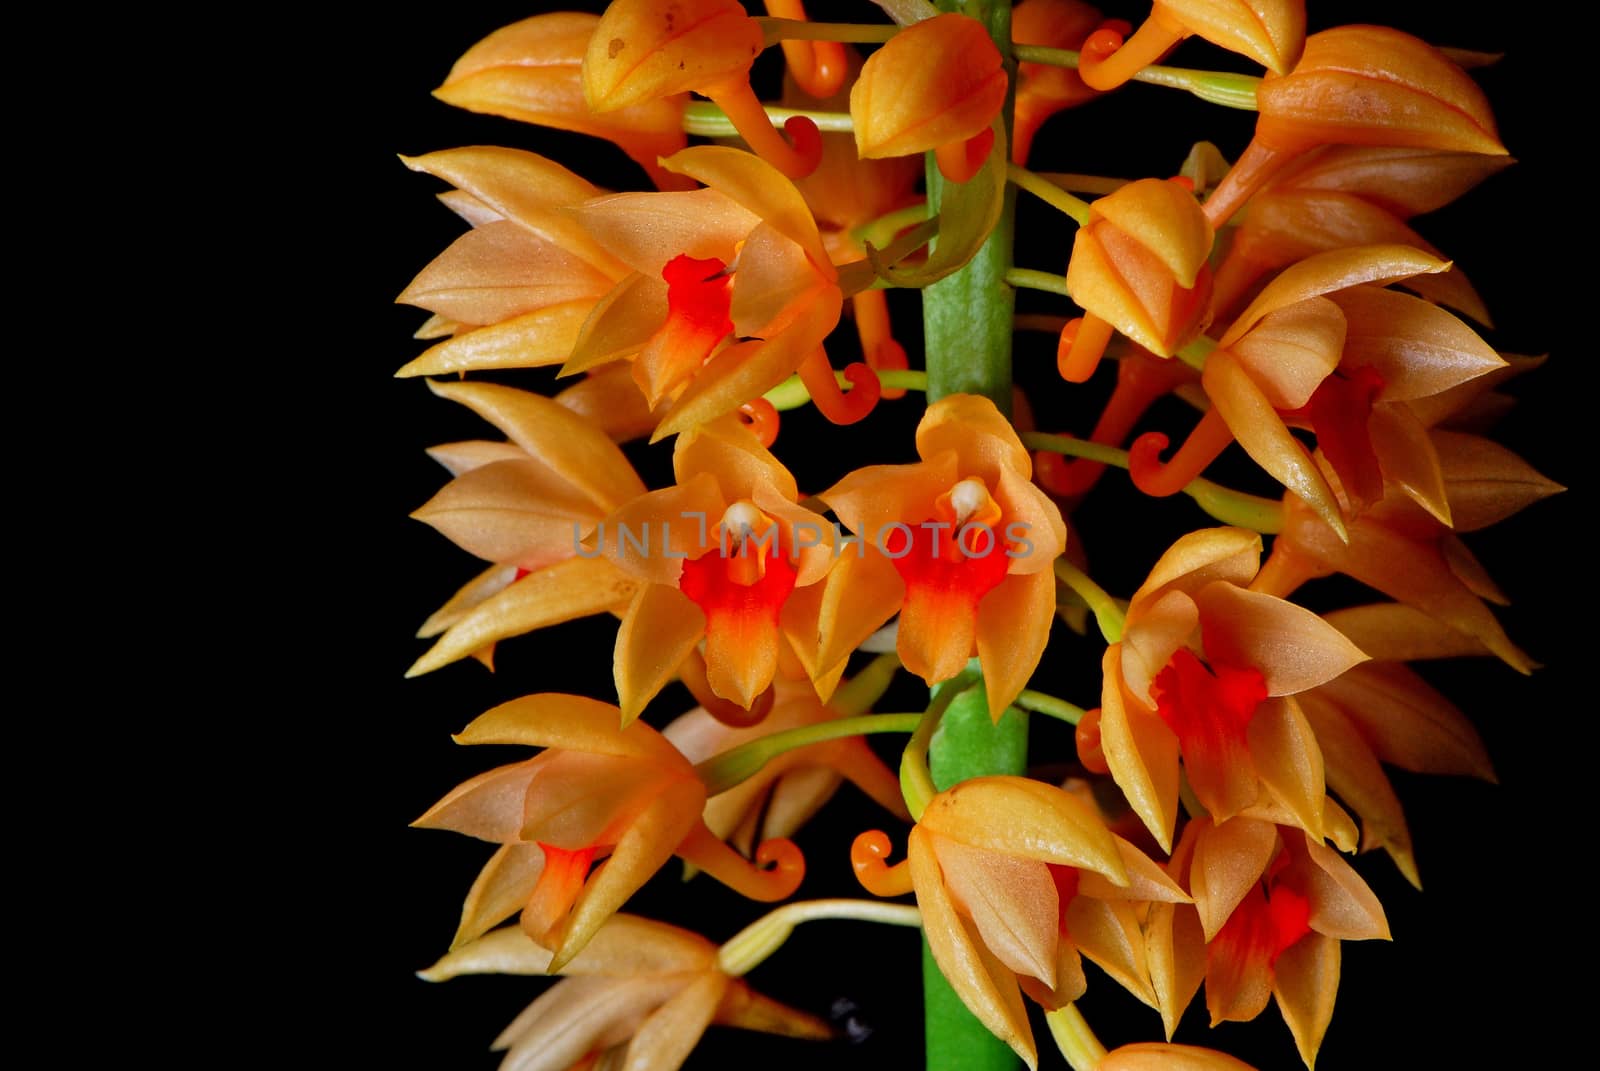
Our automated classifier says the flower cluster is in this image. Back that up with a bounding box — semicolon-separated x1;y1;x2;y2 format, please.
393;4;1554;1070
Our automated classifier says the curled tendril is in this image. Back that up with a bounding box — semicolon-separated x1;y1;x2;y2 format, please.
851;829;914;897
738;397;781;447
1128;407;1236;496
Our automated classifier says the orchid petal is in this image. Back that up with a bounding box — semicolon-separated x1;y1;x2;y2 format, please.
1225;296;1344;410
414;759;540;843
1128;527;1261;620
399;301;593;377
1191;817;1277;942
398;221;614;325
417;563;521;638
1101;649;1181;853
1091;177;1215;289
453;843;548;948
615;584;708;725
1272;933;1340;1069
577;189;759;278
1297;694;1417;887
935;835;1060;985
1066;896;1157;1008
660;145;832;276
674;419;800;502
923;775;1127;882
413;458;605;569
454;693;685;765
1432;430;1565;532
976;570;1057;717
1246;697;1326;838
1320;602;1489;662
564;274;670;376
621;970;728;1071
1299;835;1391;941
1369;404;1452;525
1330;286;1505;401
1195;582;1368;695
1315;662;1494;779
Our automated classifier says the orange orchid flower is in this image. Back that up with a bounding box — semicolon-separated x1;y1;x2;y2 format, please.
664;674;910;857
1128;244;1508;534
1098;1042;1260;1071
1059;177;1215;383
1148;817;1389;1068
394;147;631;378
599;417;838;721
1212;146;1513;323
432;13;691;191
1079;0;1305;91
1203;25;1509;227
582;0;823;179
850;13;1007;183
406;381;646;678
853;776;1173;1069
413;693;805;970
765;0;847;99
812;394;1068;718
1012;0;1113;164
421;916;831;1071
1298;602;1498;888
1100;528;1369;852
563;144;877;438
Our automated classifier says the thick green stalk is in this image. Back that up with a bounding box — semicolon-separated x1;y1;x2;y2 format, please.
920;4;1024;1070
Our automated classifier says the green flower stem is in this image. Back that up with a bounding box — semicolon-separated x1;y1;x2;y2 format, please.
1004;267;1072;297
1011;44;1261;110
757;17;900;45
1177;334;1218;371
1013;689;1087;725
695;713;921;797
681;102;853;138
1037;171;1129;196
918;2;1025;1065
1020;431;1285;533
1007;164;1092;225
831;652;902;716
1045;1005;1109;1071
764;369;929;412
1053;559;1126;643
898;674;978;821
717;899;923;977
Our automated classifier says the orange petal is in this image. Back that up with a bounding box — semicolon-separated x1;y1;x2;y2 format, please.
1128;527;1261;621
817;454;960;550
1432;430;1565;533
623;969;728;1071
1271;145;1515;220
1202;350;1345;536
1194;582;1368;695
1329;286;1505;401
1099;1042;1260;1071
454;693;685;765
1256;26;1507;156
1313;661;1493;779
398;221;614;325
935;835;1061;986
614;583;708;725
715;979;835;1038
599;473;726;586
563;273;670;376
427;380;647;510
1100;651;1181;853
1121;589;1199;706
1297;835;1391;941
924;775;1128;882
976;570;1057;717
674;419;800;503
582;0;763;113
1191;816;1277;941
660;145;833;275
407;556;638;678
910;826;1039;1069
413;458;605;569
1204;885;1276;1025
1065;896;1157;1007
1297;693;1417;887
730;221;829;336
556;364;659;444
1090;178;1215;289
417;562;521;638
1221;244;1448;348
493;974;684;1064
1246;697;1326;839
1157;0;1304;73
1272;932;1340;1069
1078;835;1193;904
452;843;547;949
1225;296;1344;410
850;14;1007;162
399;301;593;377
1319;601;1490;662
991;464;1068;571
810;543;906;676
1146;901;1207;1039
413;759;540;843
1369;404;1452;526
575;189;760;278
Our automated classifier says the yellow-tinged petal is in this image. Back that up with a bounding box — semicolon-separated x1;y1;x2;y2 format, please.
565;273;671;376
556;364;659;444
922;775;1127;882
1320;602;1489;662
400;147;625;278
915;396;1029;487
453;843;547;949
652;284;843;440
1369;404;1451;526
1091;178;1215;289
1273;932;1340;1069
754;488;835;586
1101;650;1181;853
1065;897;1158;1008
1157;0;1304;73
398;221;615;326
421;923;558;980
935;835;1060;985
976;570;1057;718
674;419;799;503
1221;244;1448;348
1203;351;1345;536
660;145;833;276
1297;694;1417;887
427;380;647;510
818;453;960;548
1128;527;1261;621
1100;1042;1260;1071
1121;589;1199;706
1191;817;1277;941
1299;835;1390;941
408;556;638;677
1246;697;1326;838
552;777;706;970
715;980;835;1039
413;458;605;569
398;302;592;377
582;0;763;113
910;826;1039;1069
1225;297;1344;411
1147;900;1207;1039
417;563;521;638
851;14;1007;162
413;759;540;843
427;915;715;980
600;474;727;586
1078;835;1193;904
991;465;1067;573
1272;145;1515;220
621;969;728;1071
576;189;760;278
1432;430;1564;533
1194;582;1367;695
1314;663;1493;779
1329;286;1505;401
454;693;685;765
615;584;708;724
1257;25;1507;156
494;974;684;1066
810;544;905;676
730;222;828;337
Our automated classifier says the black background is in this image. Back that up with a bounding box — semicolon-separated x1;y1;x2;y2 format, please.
323;2;1586;1067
